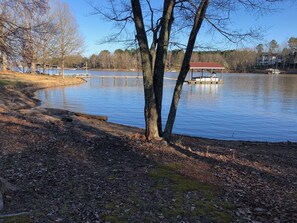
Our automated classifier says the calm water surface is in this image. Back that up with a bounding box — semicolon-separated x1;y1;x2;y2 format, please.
36;71;297;142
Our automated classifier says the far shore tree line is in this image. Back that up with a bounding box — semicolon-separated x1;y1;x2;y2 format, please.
61;37;297;73
1;1;296;74
0;0;83;77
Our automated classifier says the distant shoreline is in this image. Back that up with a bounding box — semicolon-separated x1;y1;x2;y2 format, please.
66;67;297;75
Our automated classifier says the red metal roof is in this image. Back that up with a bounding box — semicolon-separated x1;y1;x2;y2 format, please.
190;62;225;70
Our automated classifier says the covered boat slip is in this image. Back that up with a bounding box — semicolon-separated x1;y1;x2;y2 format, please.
187;62;224;84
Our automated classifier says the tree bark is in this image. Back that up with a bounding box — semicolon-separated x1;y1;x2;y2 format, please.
30;58;35;74
163;0;209;140
61;56;65;78
0;16;7;72
153;0;175;136
131;0;159;139
1;51;7;71
43;63;47;74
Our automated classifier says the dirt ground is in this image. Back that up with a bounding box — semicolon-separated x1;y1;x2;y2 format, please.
0;72;296;222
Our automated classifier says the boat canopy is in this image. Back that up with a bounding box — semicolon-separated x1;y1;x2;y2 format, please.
188;62;225;82
190;62;225;70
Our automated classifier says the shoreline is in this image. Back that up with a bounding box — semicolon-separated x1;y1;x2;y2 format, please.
71;67;297;75
1;72;296;222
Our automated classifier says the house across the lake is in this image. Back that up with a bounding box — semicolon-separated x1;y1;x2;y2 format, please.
256;52;297;70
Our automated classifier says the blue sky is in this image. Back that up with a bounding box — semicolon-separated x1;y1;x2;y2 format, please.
63;0;297;56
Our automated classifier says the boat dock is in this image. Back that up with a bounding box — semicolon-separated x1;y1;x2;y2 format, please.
70;73;91;77
186;79;223;84
71;74;224;84
188;62;224;84
70;75;177;80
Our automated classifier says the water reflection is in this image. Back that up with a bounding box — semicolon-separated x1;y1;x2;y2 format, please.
39;86;87;114
35;71;297;142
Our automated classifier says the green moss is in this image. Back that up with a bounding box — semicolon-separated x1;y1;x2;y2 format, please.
102;204;128;223
103;215;127;223
59;204;69;215
101;184;143;222
0;79;11;86
149;163;234;222
99;163;233;222
1;214;32;223
105;202;116;210
149;163;217;192
0;79;26;87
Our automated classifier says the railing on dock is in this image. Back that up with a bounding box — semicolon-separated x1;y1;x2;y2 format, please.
186;79;223;84
71;74;222;85
71;73;91;78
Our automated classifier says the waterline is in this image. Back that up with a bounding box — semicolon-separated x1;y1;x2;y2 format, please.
36;71;297;142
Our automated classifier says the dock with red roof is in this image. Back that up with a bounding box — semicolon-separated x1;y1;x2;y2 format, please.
187;62;224;84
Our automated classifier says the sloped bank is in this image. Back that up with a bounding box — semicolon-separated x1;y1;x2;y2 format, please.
0;72;296;222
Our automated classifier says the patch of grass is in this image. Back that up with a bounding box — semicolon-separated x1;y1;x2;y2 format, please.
0;79;12;86
102;201;128;223
59;204;69;215
1;214;32;223
102;189;141;222
0;72;84;89
0;79;29;88
149;163;234;222
149;163;217;192
103;215;127;223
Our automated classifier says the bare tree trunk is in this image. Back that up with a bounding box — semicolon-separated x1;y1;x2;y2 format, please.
131;0;159;139
54;2;83;79
61;56;65;78
0;16;7;71
42;46;47;74
163;0;209;140
1;51;7;71
153;0;175;136
30;61;35;74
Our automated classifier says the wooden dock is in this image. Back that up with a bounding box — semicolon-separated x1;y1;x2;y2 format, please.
97;75;142;79
186;80;223;84
71;74;223;84
70;75;177;81
71;73;91;77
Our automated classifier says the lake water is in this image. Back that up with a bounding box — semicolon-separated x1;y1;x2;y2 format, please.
35;70;297;142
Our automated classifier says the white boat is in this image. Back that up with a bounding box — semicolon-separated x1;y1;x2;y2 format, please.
266;68;280;75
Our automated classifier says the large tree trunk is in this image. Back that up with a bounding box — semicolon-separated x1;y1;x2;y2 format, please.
163;0;209;140
131;0;159;139
153;0;175;136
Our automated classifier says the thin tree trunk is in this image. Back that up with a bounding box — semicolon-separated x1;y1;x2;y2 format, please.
61;57;65;78
163;0;209;140
1;51;7;71
43;64;47;74
0;17;7;72
131;0;159;139
30;60;35;74
153;0;175;136
42;45;47;74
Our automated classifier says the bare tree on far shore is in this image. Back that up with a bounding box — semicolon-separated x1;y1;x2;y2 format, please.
0;0;50;72
53;1;84;77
